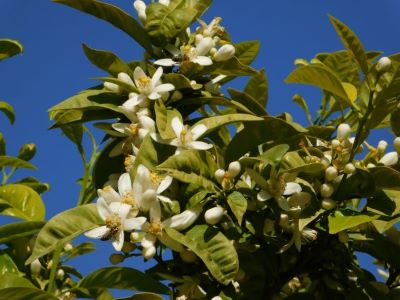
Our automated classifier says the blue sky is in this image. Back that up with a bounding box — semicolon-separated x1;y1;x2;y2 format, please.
1;0;399;297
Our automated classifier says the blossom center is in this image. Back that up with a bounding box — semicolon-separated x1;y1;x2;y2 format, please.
267;176;286;198
104;214;122;239
150;172;161;185
148;220;163;236
129;124;139;136
179;126;190;145
121;191;138;209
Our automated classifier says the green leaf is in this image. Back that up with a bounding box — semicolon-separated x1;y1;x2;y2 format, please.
280;151;324;174
194;113;263;136
206;57;257;77
145;3;197;46
285;64;354;106
328;210;379;234
0;287;58;300
82;44;131;77
244;69;268;108
154;100;180;139
0;39;23;61
0;156;36;170
329;15;369;76
227;89;266;116
0;221;45;244
234;41;260;65
226;117;304;162
166;225;239;285
0;274;35;289
117;293;164;300
79;267;169;294
370;167;400;191
227;192;247;225
0;101;15;124
63;242;96;261
162;73;192;90
54;0;153;53
0;184;45;221
0;253;19;276
292;94;312;124
258;144;290;166
334;168;376;200
26;204;102;264
15;177;50;194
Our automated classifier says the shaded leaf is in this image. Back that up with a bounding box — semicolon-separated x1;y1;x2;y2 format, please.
0;221;45;244
0;101;15;124
244;69;268;108
0;287;58;300
370;167;400;191
0;39;23;61
0;156;36;170
228;88;266;116
292;94;312;124
227;191;247;225
328;210;379;234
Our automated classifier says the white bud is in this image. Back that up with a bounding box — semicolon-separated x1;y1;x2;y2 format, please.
367;163;376;168
180;250;197;263
394;137;400;153
279;214;289;229
344;163;356;174
320;156;331;168
117;72;134;86
337;123;351;141
104;82;120;93
63;243;73;252
30;259;41;275
56;269;65;280
159;0;170;6
213;36;221;45
320;183;334;198
143;246;156;260
204;206;225;225
195;34;204;46
130;232;141;242
322;198;336;210
228;161;241;177
133;0;147;22
325;166;338;182
376;56;392;73
377;140;388;154
214;44;236;62
379;152;399;166
214;169;225;183
331;139;340;148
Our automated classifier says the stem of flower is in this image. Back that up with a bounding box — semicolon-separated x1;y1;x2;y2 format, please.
47;245;62;294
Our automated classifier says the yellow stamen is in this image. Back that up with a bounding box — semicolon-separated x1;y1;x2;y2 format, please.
138;76;151;88
148;220;163;236
105;214;122;236
150;172;161;185
121;191;138;209
129;124;139;136
180;126;189;145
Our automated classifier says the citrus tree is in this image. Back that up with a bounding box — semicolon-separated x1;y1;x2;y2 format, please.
2;0;400;299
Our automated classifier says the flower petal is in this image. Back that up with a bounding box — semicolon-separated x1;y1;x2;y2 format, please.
257;190;272;202
154;58;175;67
190;124;207;140
154;83;175;93
187;141;213;150
141;233;157;248
84;226;109;239
149;201;162;221
151;67;163;87
148;92;161;100
109;202;131;220
379;152;399;166
192;56;213;66
124;217;148;231
118;173;132;196
133;66;147;87
111;123;130;135
283;182;302;196
196;37;213;56
157;195;172;204
97;198;111;220
139;115;155;130
97;187;120;204
157;176;173;194
112;230;125;251
171;117;183;138
162;206;202;231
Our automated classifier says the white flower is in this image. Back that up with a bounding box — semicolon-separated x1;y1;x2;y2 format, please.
108;115;155;157
379;151;398;166
376;56;391;73
197;17;225;38
85;199;147;251
133;0;147;22
213;44;235;62
154;37;214;67
104;72;136;94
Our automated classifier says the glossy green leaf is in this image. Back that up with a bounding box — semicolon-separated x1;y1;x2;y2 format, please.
0;101;15;124
258;144;290;166
227;191;247;225
145;3;197;46
285;64;354;105
0;39;23;61
0;184;45;221
228;89;266;116
234;41;260;65
370;166;400;191
163;73;192;90
0;253;19;276
26;204;102;264
0;221;45;244
391;106;400;136
166;225;239;285
79;267;169;294
280;151;324;174
82;44;131;77
328;210;379;234
0;287;58;300
329;15;369;75
0;274;35;289
206;57;257;77
292;94;312;124
54;0;153;53
244;69;268;108
0;156;36;170
154;100;180;140
15;177;50;194
117;293;164;300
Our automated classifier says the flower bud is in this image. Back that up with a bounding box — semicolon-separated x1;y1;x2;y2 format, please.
109;253;125;265
204;206;224;225
133;0;147;22
320;183;334;198
320;156;331;168
143;246;156;260
279;213;289;229
214;44;236;62
18;143;36;161
331;139;340;148
56;269;65;280
211;297;223;300
394;137;400;153
195;34;204;46
159;0;170;6
377;140;388;154
30;259;41;275
376;56;392;73
180;250;197;263
344;163;356;174
379;152;399;166
337;123;351;141
325;166;338;182
104;82;120;93
63;243;73;252
130;232;141;242
214;169;225;183
322;198;336;210
228;161;241;177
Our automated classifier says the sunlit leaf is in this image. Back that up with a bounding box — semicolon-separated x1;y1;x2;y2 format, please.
292;94;312;124
328;210;379;234
0;156;36;170
0;274;35;289
0;221;45;244
234;41;260;65
0;287;58;300
227;191;247;225
0;253;19;276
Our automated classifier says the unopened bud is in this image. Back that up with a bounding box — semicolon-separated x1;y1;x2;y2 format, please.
325;166;338;182
180;250;197;263
228;161;241;177
18;143;36;161
377;140;388;154
214;169;225;183
322;198;336;210
204;206;225;225
56;269;65;280
344;163;356;174
63;243;73;252
331;139;340;149
337;123;351;141
159;0;170;6
376;57;392;73
279;214;289;229
30;259;41;275
104;82;120;93
213;44;236;62
143;246;156;260
130;232;141;243
394;137;400;153
379;152;399;166
109;253;125;265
